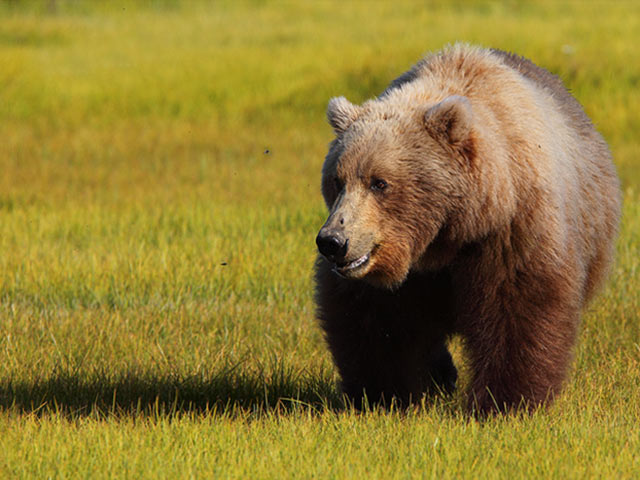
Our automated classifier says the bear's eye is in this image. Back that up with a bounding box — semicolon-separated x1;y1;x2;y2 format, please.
370;178;388;192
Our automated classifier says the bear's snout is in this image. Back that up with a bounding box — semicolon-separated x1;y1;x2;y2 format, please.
316;228;348;262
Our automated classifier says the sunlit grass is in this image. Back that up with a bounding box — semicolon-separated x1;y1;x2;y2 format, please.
0;1;638;478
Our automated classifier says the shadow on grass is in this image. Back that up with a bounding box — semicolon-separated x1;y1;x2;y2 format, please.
0;365;345;418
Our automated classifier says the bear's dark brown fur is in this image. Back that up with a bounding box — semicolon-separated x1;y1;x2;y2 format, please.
315;45;620;415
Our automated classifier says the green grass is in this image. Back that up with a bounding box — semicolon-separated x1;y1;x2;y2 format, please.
1;0;639;478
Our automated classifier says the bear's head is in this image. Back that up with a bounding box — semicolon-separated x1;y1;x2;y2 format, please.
316;94;480;289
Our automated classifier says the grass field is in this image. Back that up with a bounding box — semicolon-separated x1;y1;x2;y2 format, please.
1;1;639;478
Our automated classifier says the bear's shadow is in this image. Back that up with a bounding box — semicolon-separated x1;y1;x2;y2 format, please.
0;367;345;418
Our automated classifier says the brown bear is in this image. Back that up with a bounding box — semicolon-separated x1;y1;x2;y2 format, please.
314;44;620;415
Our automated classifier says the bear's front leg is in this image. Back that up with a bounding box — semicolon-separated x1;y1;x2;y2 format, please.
459;268;580;416
330;323;457;409
318;288;429;407
316;259;457;408
335;337;457;409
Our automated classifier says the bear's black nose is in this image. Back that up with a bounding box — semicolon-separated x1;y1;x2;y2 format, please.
316;230;348;261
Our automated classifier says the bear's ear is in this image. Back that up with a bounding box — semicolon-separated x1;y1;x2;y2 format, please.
327;96;360;135
424;95;473;146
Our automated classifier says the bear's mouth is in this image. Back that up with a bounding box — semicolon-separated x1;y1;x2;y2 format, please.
333;252;371;276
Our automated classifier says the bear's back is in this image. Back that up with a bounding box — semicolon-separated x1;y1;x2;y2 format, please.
384;46;593;136
488;49;596;138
